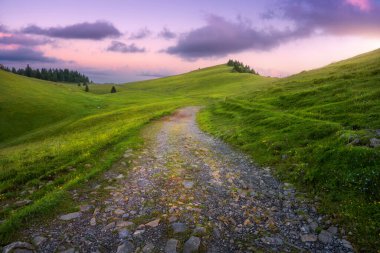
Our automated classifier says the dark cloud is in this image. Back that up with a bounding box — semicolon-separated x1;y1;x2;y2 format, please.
0;34;51;46
275;0;380;36
107;41;145;53
166;15;308;59
129;27;151;40
22;21;121;40
167;0;380;60
0;47;59;62
158;27;176;40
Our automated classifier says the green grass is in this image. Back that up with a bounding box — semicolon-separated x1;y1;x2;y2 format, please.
0;65;270;243
0;49;379;250
198;49;380;251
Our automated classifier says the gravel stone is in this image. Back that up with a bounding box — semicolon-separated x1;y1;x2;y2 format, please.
59;212;82;221
3;241;35;253
164;239;178;253
171;222;187;234
183;236;201;253
318;230;333;244
116;241;135;253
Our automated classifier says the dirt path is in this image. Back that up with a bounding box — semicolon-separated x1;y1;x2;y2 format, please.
16;107;353;253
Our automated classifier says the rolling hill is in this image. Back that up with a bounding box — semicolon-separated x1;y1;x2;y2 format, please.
198;49;380;250
0;49;379;249
0;64;271;243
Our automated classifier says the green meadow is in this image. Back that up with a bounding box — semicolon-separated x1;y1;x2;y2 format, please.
198;49;380;249
0;49;379;249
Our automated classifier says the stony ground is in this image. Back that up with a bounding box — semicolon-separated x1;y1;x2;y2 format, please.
7;107;355;253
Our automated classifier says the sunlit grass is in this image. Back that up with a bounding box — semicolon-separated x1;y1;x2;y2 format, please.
0;49;379;249
198;49;380;250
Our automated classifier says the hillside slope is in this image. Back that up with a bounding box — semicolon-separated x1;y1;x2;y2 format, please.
0;65;271;242
0;70;103;142
198;49;380;250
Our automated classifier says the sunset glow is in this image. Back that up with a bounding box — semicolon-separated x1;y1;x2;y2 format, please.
1;0;379;82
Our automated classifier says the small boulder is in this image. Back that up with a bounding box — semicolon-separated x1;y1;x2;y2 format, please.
32;235;47;246
260;236;283;245
103;222;116;231
341;239;353;250
171;222;187;234
90;217;96;226
14;199;32;207
145;219;160;228
142;242;154;253
116;241;135;253
133;230;145;237
183;236;200;253
80;205;92;212
118;229;131;239
300;234;317;242
3;241;35;253
116;220;134;228
309;222;318;231
327;226;338;235
116;174;124;179
114;209;125;215
164;239;178;253
168;216;177;223
318;230;333;244
193;226;206;236
59;212;82;221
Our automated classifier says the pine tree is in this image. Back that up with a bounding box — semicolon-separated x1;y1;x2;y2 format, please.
25;64;32;77
84;84;89;92
110;86;117;93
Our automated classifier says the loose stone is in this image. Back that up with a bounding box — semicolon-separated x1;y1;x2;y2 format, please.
116;241;135;253
145;218;160;228
300;234;317;242
183;236;201;253
318;230;333;244
171;222;187;233
165;239;178;253
59;212;82;221
3;241;35;253
32;235;47;246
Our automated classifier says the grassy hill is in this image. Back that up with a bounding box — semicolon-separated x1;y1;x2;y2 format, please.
198;49;380;250
0;65;270;243
0;49;379;249
0;71;100;142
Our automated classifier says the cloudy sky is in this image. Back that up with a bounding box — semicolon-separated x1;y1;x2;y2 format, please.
0;0;380;83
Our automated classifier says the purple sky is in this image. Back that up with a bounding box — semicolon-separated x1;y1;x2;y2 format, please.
1;0;380;83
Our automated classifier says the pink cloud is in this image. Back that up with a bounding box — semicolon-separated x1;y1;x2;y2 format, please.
345;0;371;11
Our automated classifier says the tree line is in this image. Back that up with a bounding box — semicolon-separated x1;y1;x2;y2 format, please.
0;64;91;83
227;60;258;75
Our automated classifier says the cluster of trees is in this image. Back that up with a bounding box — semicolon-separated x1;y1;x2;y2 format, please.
0;64;91;83
227;60;258;75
